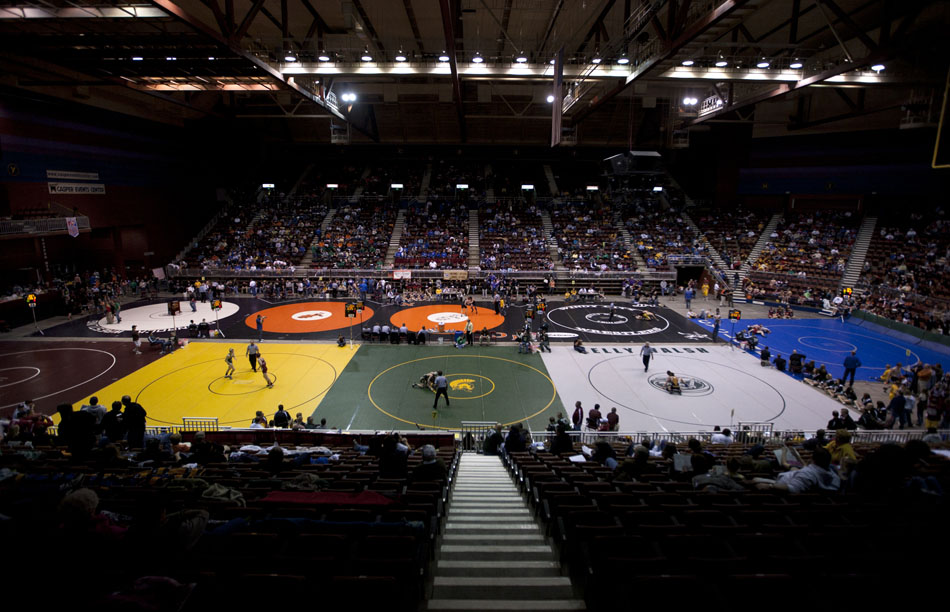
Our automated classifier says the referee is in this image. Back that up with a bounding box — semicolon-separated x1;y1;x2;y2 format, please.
433;370;450;409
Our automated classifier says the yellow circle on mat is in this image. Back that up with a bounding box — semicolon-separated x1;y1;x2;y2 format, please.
367;354;557;430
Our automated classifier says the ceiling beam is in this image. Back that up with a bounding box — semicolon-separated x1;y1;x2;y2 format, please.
816;0;879;52
439;0;466;141
688;50;889;125
299;0;345;35
145;0;380;141
233;0;265;41
402;0;425;54
573;0;750;124
577;0;617;56
351;0;385;52
494;0;514;59
538;0;565;56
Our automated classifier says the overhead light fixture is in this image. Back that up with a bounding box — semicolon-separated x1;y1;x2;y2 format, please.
341;92;357;102
318;52;331;62
681;59;694;66
871;63;885;73
789;58;803;69
284;53;297;62
208;56;216;61
592;56;602;64
361;47;372;62
617;54;630;65
131;56;143;61
586;186;599;191
166;56;177;61
515;52;528;63
683;97;698;106
472;53;484;63
756;58;770;68
439;51;450;62
549;58;556;65
653;186;663;192
546;94;555;103
715;53;728;67
395;50;407;62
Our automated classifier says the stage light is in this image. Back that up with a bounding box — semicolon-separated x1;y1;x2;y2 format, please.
756;58;770;68
472;53;484;63
546;94;555;103
871;64;885;73
617;54;629;65
789;58;803;69
341;92;357;102
681;59;694;66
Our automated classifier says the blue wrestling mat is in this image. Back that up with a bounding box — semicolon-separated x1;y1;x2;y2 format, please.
691;317;950;382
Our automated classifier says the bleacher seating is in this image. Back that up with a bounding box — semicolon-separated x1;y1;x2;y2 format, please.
311;203;395;269
694;209;769;270
426;160;486;199
622;203;704;268
550;201;633;272
478;201;552;270
394;201;468;269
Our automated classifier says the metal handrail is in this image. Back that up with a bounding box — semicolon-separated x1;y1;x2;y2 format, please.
0;216;90;235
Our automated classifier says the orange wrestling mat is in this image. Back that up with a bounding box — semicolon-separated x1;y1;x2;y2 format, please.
390;304;505;333
245;301;376;333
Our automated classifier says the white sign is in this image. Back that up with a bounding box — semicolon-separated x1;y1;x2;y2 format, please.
47;170;99;181
291;310;332;321
427;312;468;324
393;270;412;279
48;182;106;195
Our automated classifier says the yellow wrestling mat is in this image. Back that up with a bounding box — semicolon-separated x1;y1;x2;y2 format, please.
72;342;358;427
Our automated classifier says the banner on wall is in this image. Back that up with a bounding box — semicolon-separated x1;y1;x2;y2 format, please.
393;270;412;279
65;217;79;237
47;170;99;181
443;270;469;281
48;182;106;195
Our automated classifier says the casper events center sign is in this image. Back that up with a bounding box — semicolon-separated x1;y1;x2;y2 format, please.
47;169;105;195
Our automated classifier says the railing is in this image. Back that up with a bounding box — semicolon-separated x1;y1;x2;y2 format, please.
527;427;945;446
166;266;677;282
0;216;90;236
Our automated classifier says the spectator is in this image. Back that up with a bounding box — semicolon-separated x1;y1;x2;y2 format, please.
763;447;841;493
410;445;447;482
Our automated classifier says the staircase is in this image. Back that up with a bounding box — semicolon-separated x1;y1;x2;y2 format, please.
840;216;877;295
485;164;495;204
540;210;565;270
735;212;783;296
384;209;407;268
543;164;559;196
615;210;647;271
419;163;432;200
467;209;481;268
681;211;729;279
351;166;371;200
426;454;585;612
302;208;336;268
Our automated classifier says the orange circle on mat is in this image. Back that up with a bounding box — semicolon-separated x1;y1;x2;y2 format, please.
244;302;375;333
391;304;505;333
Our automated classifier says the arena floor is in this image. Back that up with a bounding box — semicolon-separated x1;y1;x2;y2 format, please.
37;296;711;345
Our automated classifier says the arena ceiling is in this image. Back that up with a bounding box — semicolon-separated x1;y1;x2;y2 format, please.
0;1;947;145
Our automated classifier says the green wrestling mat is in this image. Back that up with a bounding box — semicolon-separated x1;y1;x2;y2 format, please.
313;344;565;431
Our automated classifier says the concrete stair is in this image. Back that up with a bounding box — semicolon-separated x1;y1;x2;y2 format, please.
543;164;559;196
384;209;407;268
468;209;480;268
425;454;585;612
734;212;782;302
681;210;728;277
616;209;647;271
840;216;877;295
419;163;432;200
302;208;335;268
540;210;565;271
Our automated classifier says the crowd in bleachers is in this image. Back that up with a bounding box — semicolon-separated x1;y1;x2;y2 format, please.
858;213;950;332
362;161;423;198
694;208;768;270
747;211;857;300
478;201;552;270
550;201;632;272
188;194;327;272
394;201;468;269
0;411;456;611
623;204;706;268
295;162;365;198
502;427;947;607
311;203;395;269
